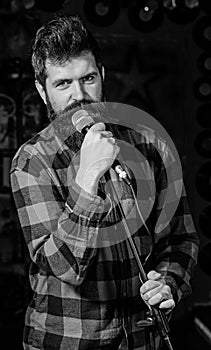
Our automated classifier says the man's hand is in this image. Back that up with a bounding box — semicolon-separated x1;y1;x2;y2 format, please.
140;270;175;312
75;122;120;194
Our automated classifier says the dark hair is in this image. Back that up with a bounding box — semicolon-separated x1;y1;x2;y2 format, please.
31;14;102;87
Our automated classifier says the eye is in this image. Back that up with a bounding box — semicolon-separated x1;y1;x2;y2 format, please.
55;80;71;89
82;74;96;83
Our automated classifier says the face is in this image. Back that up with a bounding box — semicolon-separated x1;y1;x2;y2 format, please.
36;52;105;121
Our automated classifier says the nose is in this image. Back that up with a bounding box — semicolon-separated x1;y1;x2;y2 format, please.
72;81;85;101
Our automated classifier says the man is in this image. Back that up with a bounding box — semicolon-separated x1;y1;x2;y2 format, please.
10;14;199;350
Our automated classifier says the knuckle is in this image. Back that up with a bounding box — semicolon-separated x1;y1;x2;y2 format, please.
163;285;171;295
147;270;157;279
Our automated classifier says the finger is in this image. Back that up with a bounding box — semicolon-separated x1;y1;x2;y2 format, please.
159;299;175;310
147;292;163;306
141;284;163;302
89;122;105;132
114;145;120;157
148;294;175;310
147;270;162;280
108;137;116;144
100;131;113;138
141;284;171;302
140;280;162;294
145;289;172;306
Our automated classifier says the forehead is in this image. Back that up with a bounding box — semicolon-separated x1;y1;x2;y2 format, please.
45;52;99;80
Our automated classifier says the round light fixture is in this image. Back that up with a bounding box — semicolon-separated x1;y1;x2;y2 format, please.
193;16;211;50
84;0;120;27
165;0;200;24
128;0;163;32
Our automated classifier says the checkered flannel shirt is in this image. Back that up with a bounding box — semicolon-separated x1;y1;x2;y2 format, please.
10;121;199;350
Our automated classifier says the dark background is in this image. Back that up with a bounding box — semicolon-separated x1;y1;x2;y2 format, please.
0;0;211;349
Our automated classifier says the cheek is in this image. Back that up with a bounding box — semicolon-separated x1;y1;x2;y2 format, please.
49;91;69;110
88;82;103;99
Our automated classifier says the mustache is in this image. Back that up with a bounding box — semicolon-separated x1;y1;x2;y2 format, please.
48;99;93;121
55;100;106;123
62;99;94;115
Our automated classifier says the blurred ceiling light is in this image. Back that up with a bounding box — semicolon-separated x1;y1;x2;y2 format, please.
23;0;35;10
164;0;200;24
128;0;163;32
140;5;155;22
10;0;24;13
193;77;211;101
162;0;177;10
185;0;199;9
197;52;211;75
193;16;211;50
84;0;120;27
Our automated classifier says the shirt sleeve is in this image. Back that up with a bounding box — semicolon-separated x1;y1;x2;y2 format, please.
10;147;111;286
148;149;199;304
113;125;199;304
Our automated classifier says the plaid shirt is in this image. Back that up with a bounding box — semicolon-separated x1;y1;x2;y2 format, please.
10;120;199;350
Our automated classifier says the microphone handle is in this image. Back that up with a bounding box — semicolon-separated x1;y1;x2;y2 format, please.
81;124;94;135
81;123;131;185
112;160;132;186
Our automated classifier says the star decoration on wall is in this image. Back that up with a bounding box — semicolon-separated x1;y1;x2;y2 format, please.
105;43;170;115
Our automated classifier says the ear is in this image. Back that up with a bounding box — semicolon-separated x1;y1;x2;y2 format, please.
35;80;47;105
101;66;105;81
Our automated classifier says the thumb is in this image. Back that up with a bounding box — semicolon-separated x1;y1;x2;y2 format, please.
89;122;105;132
147;270;162;281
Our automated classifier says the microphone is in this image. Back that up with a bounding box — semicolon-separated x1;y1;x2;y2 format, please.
71;109;131;185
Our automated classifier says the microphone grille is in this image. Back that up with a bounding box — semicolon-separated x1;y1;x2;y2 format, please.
72;109;94;133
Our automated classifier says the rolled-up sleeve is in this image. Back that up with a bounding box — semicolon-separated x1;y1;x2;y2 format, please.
10;146;111;286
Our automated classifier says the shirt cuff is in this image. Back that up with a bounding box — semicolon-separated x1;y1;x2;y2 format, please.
66;180;112;221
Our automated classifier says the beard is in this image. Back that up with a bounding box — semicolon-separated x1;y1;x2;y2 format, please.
46;91;106;153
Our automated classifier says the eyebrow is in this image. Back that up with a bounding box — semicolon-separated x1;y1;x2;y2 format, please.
52;78;72;87
82;71;98;78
